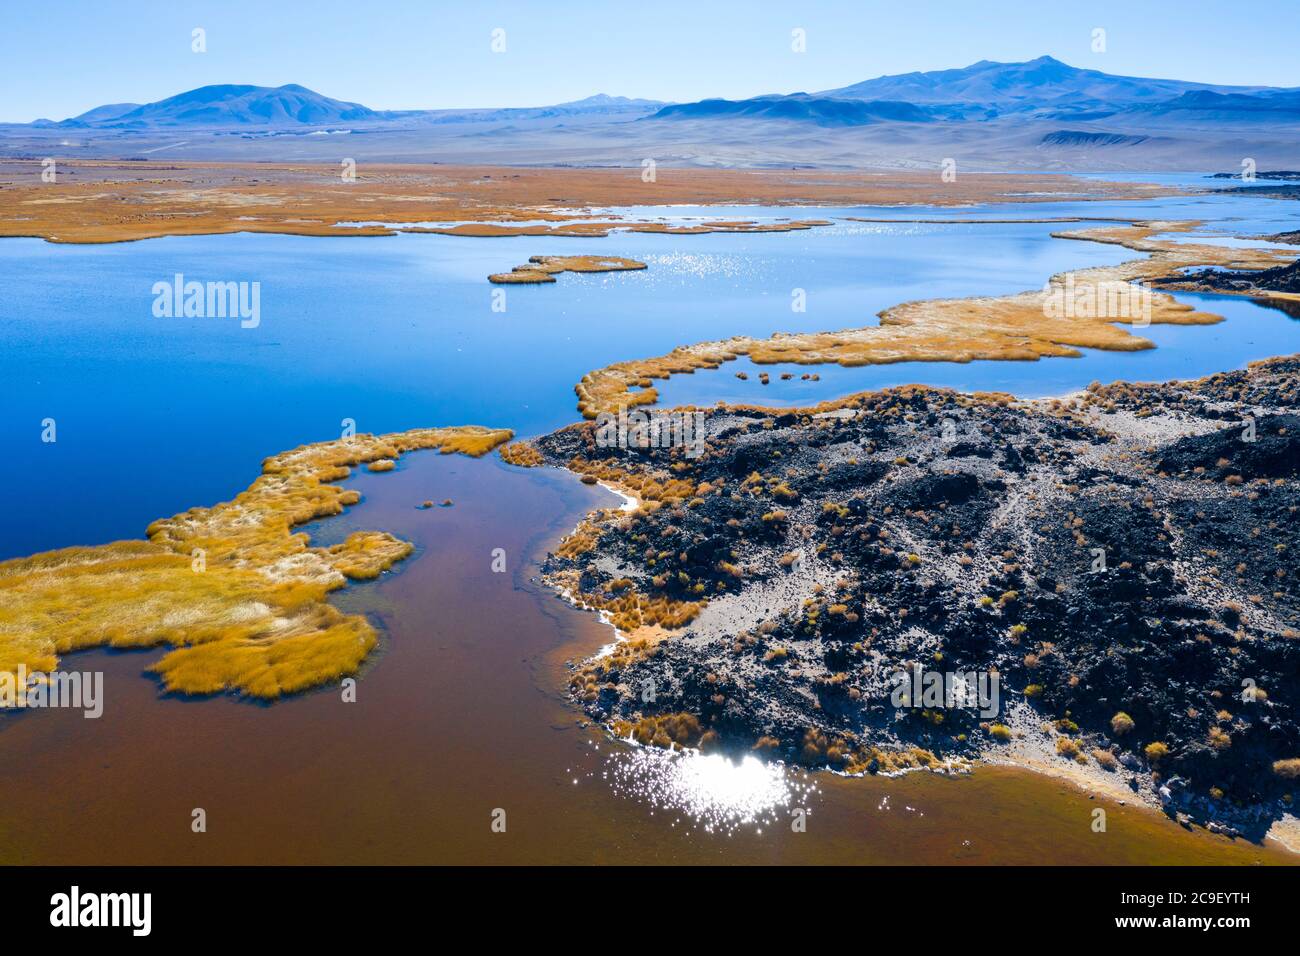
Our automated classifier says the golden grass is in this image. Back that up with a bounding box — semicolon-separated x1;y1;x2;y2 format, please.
601;712;945;771
0;425;510;699
553;562;703;636
498;441;545;467
572;220;1297;418
1093;749;1119;771
822;732;942;775
1145;741;1170;763
611;712;704;749
545;451;707;671
1056;737;1082;759
0;160;1169;245
569;625;677;699
488;254;646;284
564;456;697;503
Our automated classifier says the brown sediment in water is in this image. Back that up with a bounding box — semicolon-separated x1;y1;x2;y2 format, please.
0;159;1176;245
573;220;1299;418
487;254;646;284
0;444;1287;864
0;425;510;699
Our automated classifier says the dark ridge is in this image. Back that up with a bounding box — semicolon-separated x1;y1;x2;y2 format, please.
1040;130;1148;147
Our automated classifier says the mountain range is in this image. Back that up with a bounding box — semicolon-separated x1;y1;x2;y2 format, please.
820;55;1288;111
6;57;1297;171
652;56;1300;127
35;84;666;129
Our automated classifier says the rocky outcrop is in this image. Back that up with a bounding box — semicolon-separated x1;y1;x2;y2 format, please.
529;357;1300;829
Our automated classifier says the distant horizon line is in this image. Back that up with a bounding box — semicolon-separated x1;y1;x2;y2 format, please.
26;53;1297;126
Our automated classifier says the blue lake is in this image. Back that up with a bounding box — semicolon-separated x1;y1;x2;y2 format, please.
2;179;1299;866
1;186;1297;559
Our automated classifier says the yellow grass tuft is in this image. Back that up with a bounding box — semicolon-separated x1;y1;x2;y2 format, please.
570;221;1295;418
626;712;703;749
0;425;511;699
1145;741;1170;763
498;441;545;467
1110;711;1135;735
1055;737;1081;759
488;254;646;284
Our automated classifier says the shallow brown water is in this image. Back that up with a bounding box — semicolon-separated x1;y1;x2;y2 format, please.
0;452;1292;865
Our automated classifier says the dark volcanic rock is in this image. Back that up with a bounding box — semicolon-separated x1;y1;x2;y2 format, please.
1213;184;1300;200
1157;414;1300;479
530;361;1300;826
1157;258;1300;296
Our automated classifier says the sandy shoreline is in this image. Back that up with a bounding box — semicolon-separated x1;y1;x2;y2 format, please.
983;737;1300;856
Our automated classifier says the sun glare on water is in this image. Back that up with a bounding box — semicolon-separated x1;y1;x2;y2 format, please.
607;747;819;834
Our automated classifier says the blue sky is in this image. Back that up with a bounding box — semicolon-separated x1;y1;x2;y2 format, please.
2;0;1296;121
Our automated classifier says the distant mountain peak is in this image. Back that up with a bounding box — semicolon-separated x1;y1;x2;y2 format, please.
555;93;665;108
817;56;1286;113
59;83;377;128
651;94;934;127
